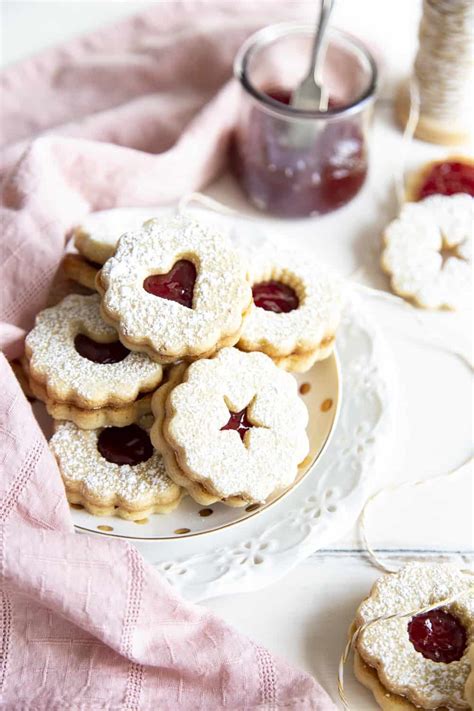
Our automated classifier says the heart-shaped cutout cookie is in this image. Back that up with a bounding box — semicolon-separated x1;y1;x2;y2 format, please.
143;259;196;309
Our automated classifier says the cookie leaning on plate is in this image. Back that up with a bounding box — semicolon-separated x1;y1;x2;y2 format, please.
50;417;182;520
96;213;253;363
24;293;163;428
237;249;343;373
352;563;474;710
150;347;309;507
62;208;161;290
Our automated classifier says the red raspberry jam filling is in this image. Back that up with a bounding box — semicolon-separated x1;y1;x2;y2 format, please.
221;408;254;442
252;281;299;313
74;334;129;364
97;424;153;466
143;259;196;309
417;161;474;200
407;609;467;663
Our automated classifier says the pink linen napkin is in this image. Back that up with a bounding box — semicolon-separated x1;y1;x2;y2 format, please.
0;2;336;708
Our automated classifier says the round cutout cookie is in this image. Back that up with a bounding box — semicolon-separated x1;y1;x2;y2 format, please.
354;563;474;709
50;417;182;520
238;249;343;372
97;213;252;362
381;194;473;310
25;293;163;409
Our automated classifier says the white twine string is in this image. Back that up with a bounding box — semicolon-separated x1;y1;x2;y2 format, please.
359;454;474;575
178;192;241;217
395;78;421;209
414;0;474;125
352;283;473;372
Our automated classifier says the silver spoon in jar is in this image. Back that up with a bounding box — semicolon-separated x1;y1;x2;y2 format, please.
291;0;335;111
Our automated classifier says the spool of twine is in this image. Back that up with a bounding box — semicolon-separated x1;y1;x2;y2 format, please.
396;0;474;145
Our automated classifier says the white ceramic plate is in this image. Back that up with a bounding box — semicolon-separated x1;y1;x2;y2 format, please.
69;352;340;539
31;207;395;600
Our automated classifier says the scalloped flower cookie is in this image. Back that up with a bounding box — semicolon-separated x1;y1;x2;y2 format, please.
62;208;162;290
50;417;182;520
150;347;309;507
353;563;474;710
97;213;252;362
381;194;473;310
24;294;163;419
238;249;343;372
74;207;162;264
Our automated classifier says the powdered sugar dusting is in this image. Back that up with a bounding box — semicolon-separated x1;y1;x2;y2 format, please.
357;563;474;708
75;207;163;262
239;248;343;355
382;194;473;310
25;294;163;407
51;419;179;506
99;213;251;358
166;347;309;501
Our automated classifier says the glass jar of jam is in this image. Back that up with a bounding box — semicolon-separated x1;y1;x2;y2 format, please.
232;23;377;217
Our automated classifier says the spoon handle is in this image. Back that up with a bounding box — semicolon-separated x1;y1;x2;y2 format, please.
307;0;335;81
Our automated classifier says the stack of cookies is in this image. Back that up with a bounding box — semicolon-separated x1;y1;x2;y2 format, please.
22;209;343;521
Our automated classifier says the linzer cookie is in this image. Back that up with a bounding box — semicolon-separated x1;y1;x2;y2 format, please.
63;208;161;289
24;293;163;428
50;417;182;520
353;563;474;710
75;207;161;263
97;213;252;363
62;253;101;291
27;376;154;430
151;347;309;507
405;156;474;203
381;194;473;310
238;250;343;372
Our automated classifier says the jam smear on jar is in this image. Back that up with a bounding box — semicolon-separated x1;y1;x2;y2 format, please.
221;408;254;442
143;260;196;309
407;609;467;663
74;334;129;364
417;160;474;200
232;88;367;217
97;424;154;465
252;280;299;313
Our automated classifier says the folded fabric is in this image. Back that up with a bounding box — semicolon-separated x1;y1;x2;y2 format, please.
0;2;336;708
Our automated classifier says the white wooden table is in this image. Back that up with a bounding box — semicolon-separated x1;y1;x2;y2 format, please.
3;2;472;707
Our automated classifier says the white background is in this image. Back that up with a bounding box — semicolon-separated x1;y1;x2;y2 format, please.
1;2;473;708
